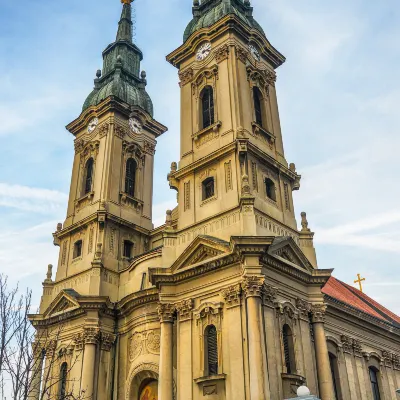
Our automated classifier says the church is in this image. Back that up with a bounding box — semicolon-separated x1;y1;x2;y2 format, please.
28;1;400;399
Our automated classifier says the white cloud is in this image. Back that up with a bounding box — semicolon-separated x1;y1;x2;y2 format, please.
0;183;68;213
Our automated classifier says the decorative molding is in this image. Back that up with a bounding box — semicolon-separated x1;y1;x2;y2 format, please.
100;332;116;351
263;284;278;306
296;298;311;320
215;44;230;63
98;122;110;138
255;212;300;244
221;284;242;308
241;276;265;298
157;303;176;323
235;45;249;63
115;124;127;139
192;65;219;98
179;67;194;87
310;304;326;323
175;299;194;321
184;181;191;211
143;141;156;155
224;160;233;192
340;335;363;357
84;328;101;345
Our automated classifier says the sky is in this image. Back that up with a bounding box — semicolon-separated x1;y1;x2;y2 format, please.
0;0;399;314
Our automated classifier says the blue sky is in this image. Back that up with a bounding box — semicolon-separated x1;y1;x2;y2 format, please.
0;0;399;314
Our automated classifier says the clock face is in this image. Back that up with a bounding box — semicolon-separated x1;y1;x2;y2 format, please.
249;44;261;61
87;117;99;133
129;117;142;134
196;42;212;61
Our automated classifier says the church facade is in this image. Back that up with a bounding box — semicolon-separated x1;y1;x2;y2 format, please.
29;1;400;400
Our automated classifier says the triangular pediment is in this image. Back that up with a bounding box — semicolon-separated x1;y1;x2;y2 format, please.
171;235;230;272
43;289;81;317
268;237;313;272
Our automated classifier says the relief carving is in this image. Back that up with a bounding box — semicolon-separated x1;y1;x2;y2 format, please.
222;284;241;308
179;68;194;87
215;44;229;63
128;330;161;361
241;275;265;298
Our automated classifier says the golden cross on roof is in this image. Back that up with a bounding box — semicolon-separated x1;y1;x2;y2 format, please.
354;273;366;292
121;0;133;4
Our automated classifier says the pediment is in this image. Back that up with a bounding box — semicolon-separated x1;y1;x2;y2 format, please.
268;237;313;272
171;235;230;272
43;290;81;318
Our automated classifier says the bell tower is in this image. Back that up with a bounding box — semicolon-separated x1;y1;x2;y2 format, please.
167;0;303;249
51;0;167;299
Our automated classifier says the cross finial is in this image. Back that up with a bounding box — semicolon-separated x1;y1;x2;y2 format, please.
121;0;133;4
354;273;366;292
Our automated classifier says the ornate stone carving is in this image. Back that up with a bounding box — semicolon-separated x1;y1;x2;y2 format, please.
241;276;265;298
98;122;110;138
341;335;363;356
45;340;57;356
84;328;100;345
175;299;194;321
215;44;229;63
203;385;217;395
146;330;161;354
73;332;84;351
129;332;144;361
192;65;219;98
310;304;326;323
224;161;232;192
296;298;311;320
100;332;116;351
236;46;249;63
144;141;156;155
115;125;127;139
353;339;363;357
179;67;194;87
158;303;176;323
276;302;298;322
222;284;241;308
263;284;277;306
79;141;100;165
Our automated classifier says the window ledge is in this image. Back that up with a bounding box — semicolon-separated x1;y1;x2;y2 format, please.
251;122;275;145
72;256;82;263
192;121;222;140
120;192;144;212
200;195;217;207
194;374;226;384
75;192;94;211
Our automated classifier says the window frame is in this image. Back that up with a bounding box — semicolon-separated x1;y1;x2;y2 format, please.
58;362;68;400
123;240;134;259
282;324;296;374
265;177;277;202
369;367;381;400
253;86;263;127
200;86;215;130
73;240;83;259
204;324;218;376
83;158;94;196
202;177;215;201
125;158;137;197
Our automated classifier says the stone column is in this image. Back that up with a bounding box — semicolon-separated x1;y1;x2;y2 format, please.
311;305;335;400
175;299;194;400
242;276;267;400
81;328;100;399
28;342;44;400
158;303;175;400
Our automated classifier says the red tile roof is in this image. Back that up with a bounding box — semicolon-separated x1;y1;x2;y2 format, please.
322;277;400;325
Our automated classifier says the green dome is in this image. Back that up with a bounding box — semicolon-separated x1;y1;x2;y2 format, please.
184;0;265;42
82;3;154;116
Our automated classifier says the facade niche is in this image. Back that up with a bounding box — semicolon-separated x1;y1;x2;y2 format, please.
201;86;215;129
83;158;94;195
73;240;83;259
205;325;218;376
125;158;137;197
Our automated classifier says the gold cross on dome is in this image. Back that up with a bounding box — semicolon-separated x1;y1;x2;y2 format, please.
121;0;133;4
354;273;366;292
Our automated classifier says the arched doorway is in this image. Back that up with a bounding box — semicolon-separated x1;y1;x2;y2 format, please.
139;379;158;400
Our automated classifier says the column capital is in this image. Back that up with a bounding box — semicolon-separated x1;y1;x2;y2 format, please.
263;283;278;306
241;275;265;298
100;332;116;351
310;303;326;323
175;299;194;321
296;298;311;320
222;284;242;308
84;327;101;345
158;302;176;323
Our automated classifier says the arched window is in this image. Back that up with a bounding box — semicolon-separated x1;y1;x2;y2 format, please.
73;240;82;259
202;177;215;201
84;158;94;195
201;86;215;129
253;87;263;126
369;367;381;400
282;324;296;374
125;158;137;197
205;325;218;376
265;178;276;201
58;362;68;399
329;353;340;400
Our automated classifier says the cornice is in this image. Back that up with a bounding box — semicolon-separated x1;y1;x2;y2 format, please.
117;288;159;316
167;14;285;69
325;295;400;337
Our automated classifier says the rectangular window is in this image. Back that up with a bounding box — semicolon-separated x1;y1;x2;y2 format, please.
202;177;215;201
73;240;82;259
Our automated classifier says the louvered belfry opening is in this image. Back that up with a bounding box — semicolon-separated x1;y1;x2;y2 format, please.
282;324;295;374
125;158;137;197
369;367;381;400
206;325;218;375
253;86;263;126
201;86;215;129
58;362;68;399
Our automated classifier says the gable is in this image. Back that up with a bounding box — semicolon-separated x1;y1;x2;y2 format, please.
268;237;313;272
43;290;81;318
171;235;230;272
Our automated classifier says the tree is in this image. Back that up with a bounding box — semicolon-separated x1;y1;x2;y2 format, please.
0;274;88;400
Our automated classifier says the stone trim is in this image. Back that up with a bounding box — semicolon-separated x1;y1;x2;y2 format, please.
221;284;242;308
175;299;194;321
157;303;176;323
241;276;265;298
